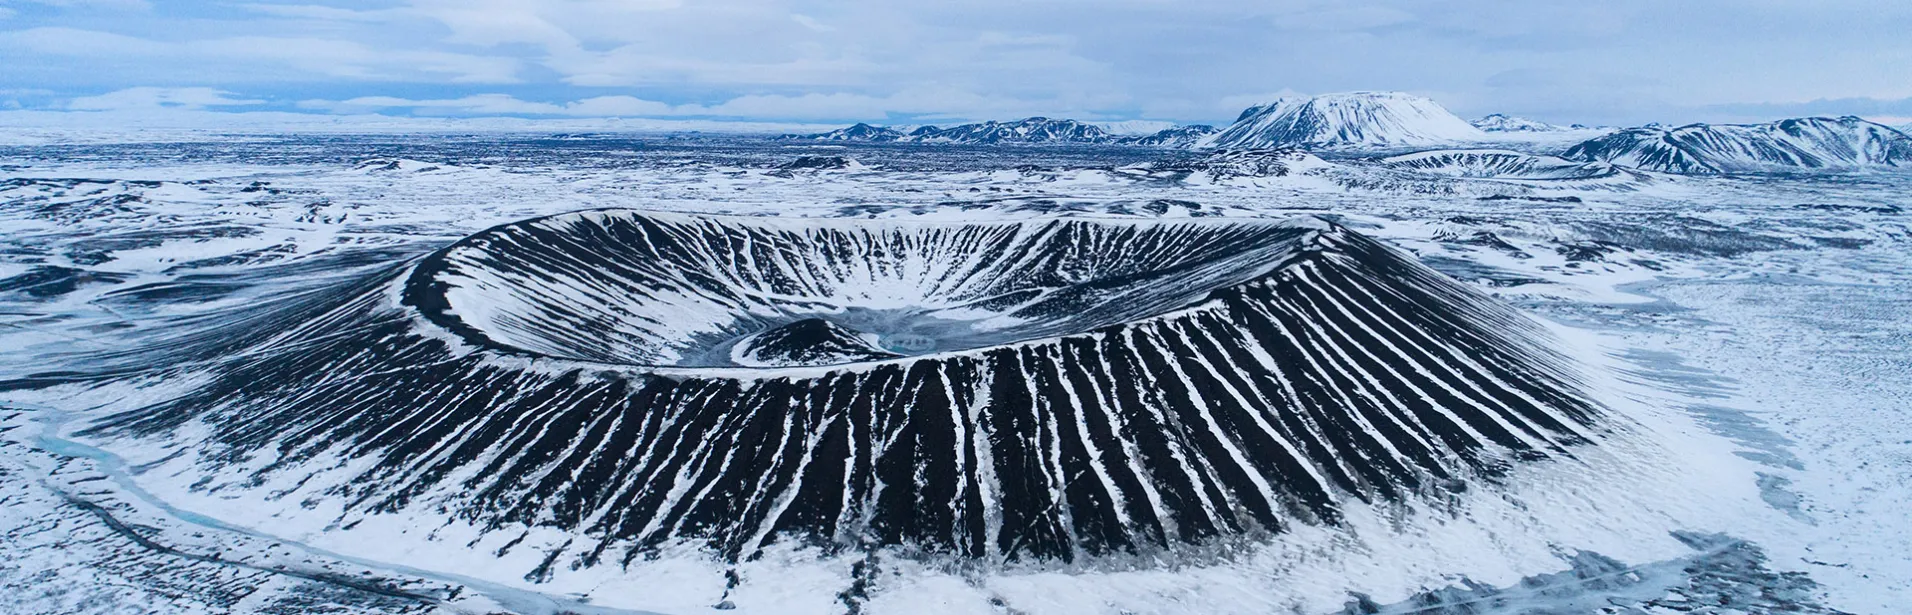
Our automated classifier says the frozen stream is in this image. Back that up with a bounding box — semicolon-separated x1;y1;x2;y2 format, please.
23;404;668;615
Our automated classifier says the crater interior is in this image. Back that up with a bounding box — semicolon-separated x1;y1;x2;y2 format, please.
407;211;1314;368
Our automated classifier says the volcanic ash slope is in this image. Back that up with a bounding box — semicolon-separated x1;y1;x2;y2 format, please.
28;211;1773;614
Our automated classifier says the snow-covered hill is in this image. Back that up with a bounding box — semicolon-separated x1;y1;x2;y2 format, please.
903;117;1110;144
1202;92;1486;150
1382;149;1625;180
786;117;1111;144
792;122;905;142
1562;116;1912;174
789;119;1220;147
1472;114;1576;133
1116;124;1217;147
1091;119;1178;135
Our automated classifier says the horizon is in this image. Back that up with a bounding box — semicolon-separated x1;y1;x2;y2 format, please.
3;1;1911;132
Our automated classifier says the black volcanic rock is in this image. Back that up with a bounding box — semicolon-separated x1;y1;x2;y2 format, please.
1563;116;1912;174
78;211;1605;568
766;155;862;177
0;265;135;299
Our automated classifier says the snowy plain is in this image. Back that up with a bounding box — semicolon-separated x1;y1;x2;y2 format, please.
0;133;1907;615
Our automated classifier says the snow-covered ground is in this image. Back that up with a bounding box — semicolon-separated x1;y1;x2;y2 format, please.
0;134;1907;614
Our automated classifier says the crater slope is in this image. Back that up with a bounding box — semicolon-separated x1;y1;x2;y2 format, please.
80;211;1605;570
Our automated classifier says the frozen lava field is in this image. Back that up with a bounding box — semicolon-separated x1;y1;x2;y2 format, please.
1;134;1909;615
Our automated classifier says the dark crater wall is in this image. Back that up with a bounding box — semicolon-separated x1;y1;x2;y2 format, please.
79;212;1604;570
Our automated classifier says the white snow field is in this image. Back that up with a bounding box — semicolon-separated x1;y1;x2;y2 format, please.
0;131;1907;615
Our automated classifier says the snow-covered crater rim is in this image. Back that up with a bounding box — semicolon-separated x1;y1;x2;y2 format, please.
400;209;1335;372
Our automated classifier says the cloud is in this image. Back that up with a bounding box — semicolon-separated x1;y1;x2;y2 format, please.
1696;96;1912;124
1;26;164;56
400;0;696;52
1216;90;1306;110
237;4;402;22
68;87;264;110
0;107;840;139
295;88;1125;122
1272;5;1416;31
789;14;834;33
4;0;1912;125
302;93;673;116
388;0;1122;100
18;0;151;9
0;27;521;83
198;36;521;83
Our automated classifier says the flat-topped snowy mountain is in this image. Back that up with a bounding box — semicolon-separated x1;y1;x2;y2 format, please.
1563;116;1912;174
1472;113;1578;133
1202;91;1486;150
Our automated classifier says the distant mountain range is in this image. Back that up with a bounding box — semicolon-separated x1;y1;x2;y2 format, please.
790;94;1565;150
1562;116;1912;174
783;97;1912;176
1200;92;1486;149
787;118;1214;146
802;122;904;142
905;117;1111;144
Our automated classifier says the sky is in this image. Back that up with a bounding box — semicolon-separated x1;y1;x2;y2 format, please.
2;0;1911;131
